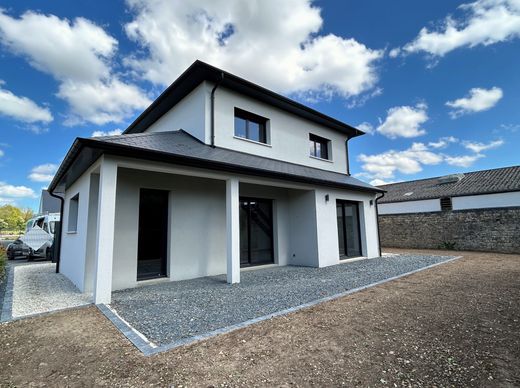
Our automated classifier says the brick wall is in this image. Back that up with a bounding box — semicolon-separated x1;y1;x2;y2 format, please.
378;206;520;254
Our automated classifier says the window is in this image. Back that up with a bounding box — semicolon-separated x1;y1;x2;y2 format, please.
440;197;452;211
68;194;79;232
234;108;268;143
309;133;331;160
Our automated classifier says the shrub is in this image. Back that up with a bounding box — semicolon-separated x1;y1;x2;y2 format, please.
0;245;6;280
439;241;457;250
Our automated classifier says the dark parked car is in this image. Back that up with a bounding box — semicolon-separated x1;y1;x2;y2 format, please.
6;239;31;260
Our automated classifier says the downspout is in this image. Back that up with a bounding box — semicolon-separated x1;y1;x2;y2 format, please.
345;137;350;176
48;190;64;273
375;191;385;257
210;72;225;147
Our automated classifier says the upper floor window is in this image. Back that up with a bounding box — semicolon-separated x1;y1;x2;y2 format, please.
309;133;331;160
234;108;268;144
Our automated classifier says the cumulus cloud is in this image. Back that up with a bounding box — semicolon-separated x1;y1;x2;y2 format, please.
0;181;37;198
358;142;443;180
123;0;383;99
446;87;503;118
0;84;53;123
356;122;374;134
357;139;494;182
0;10;150;125
462;139;504;152
91;128;123;137
445;154;484;167
429;136;459;149
399;0;520;57
376;103;428;139
28;163;58;182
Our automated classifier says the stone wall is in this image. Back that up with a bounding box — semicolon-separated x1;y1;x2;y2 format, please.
379;206;520;254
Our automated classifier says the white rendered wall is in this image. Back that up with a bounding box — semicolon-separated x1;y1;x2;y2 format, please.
60;171;92;292
83;173;99;293
145;82;209;143
288;190;319;267
315;188;380;265
213;85;349;174
378;199;441;215
452;192;520;210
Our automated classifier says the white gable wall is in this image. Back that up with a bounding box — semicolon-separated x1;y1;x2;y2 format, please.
145;82;209;143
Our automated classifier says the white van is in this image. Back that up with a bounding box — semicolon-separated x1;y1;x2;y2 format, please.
24;213;60;260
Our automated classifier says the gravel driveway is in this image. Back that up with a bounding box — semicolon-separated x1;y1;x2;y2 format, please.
6;262;92;319
111;254;454;345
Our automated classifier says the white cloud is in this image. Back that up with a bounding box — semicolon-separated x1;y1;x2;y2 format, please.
0;85;53;123
376;103;428;139
91;128;123;137
0;10;150;125
358;142;443;179
0;149;4;158
429;136;459;149
0;182;37;198
400;0;520;57
357;122;374;134
445;154;484;167
446;87;503;118
462;139;504;152
28;163;58;183
124;0;383;99
369;178;395;186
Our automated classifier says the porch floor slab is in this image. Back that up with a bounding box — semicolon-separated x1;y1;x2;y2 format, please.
110;254;455;346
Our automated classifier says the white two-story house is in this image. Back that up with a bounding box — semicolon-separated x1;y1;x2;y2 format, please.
49;61;384;304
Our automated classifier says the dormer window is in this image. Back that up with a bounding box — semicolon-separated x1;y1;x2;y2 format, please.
309;133;331;160
234;108;268;144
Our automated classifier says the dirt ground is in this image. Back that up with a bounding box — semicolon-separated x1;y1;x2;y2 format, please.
1;249;519;387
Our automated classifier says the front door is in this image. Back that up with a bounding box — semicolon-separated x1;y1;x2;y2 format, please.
240;198;274;267
137;188;169;280
337;200;362;258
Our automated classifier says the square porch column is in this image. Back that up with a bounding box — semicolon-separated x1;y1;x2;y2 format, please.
93;157;118;304
226;178;240;284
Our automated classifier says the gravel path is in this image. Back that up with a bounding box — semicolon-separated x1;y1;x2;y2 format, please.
11;262;91;318
111;254;454;345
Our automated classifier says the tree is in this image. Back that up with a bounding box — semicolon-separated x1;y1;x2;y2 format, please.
0;205;32;231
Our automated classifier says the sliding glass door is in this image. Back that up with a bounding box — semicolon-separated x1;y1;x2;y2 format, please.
239;198;274;267
336;200;362;258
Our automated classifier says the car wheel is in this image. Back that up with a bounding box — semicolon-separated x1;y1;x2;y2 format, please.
45;248;52;261
27;254;34;262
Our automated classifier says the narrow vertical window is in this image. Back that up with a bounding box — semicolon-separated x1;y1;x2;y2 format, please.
68;193;79;232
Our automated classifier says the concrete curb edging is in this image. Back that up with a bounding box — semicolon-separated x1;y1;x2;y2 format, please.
98;255;463;356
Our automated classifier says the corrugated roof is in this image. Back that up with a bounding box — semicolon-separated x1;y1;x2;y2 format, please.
50;130;381;193
378;166;520;203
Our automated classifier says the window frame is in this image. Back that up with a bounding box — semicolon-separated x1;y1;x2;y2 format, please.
234;108;268;144
309;133;331;161
67;193;80;233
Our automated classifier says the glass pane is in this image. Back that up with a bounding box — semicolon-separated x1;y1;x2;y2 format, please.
248;121;261;142
344;204;361;257
319;140;328;159
249;201;274;265
309;141;316;157
235;117;247;138
240;201;249;265
337;204;345;256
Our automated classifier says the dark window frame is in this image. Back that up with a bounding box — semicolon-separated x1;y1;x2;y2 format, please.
234;108;268;144
336;199;363;258
309;133;331;160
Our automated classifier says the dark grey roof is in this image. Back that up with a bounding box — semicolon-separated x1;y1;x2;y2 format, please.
123;60;364;138
49;130;381;194
39;190;61;213
378;166;520;203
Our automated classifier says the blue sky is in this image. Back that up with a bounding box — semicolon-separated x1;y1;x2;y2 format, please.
0;0;519;210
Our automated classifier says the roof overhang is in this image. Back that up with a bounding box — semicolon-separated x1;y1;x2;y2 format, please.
49;138;383;195
123;60;364;138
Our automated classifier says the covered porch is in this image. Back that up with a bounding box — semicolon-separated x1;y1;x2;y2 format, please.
59;155;379;304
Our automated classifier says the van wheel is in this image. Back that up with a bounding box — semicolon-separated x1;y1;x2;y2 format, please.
27;255;34;262
46;248;52;261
